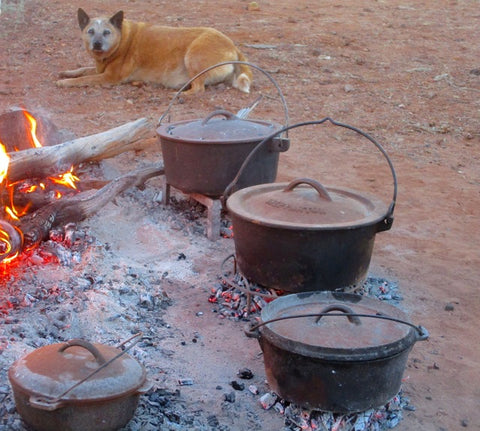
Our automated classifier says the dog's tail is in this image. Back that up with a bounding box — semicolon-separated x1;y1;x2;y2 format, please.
233;51;253;93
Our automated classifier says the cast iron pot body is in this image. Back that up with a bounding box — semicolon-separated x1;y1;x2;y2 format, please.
226;118;396;292
156;110;288;197
248;291;428;413
227;178;393;292
8;339;150;431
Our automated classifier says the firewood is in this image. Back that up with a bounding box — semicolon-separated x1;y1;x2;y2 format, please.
16;163;164;250
7;118;156;183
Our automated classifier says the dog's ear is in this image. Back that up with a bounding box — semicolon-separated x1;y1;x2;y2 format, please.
77;8;90;31
109;11;124;30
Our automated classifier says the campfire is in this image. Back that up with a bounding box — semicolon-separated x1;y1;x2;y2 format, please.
0;108;162;265
0;110;80;263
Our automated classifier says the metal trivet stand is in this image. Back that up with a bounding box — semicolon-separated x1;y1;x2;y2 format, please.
219;254;284;316
161;181;222;241
216;255;401;318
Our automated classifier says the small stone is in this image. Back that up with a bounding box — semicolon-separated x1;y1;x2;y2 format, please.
207;415;219;427
247;1;260;11
444;303;455;311
237;368;254;379
461;419;469;427
273;402;285;414
230;380;245;391
224;391;236;403
434;73;449;81
344;84;355;93
139;293;154;310
259;392;277;410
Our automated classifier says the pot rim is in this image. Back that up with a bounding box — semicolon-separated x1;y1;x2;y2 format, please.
10;378;145;408
156;115;284;145
227;181;389;230
257;292;424;361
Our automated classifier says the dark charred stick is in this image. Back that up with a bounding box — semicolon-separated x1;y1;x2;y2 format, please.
1;186;78;213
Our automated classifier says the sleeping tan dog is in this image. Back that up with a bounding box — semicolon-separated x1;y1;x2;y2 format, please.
57;8;252;94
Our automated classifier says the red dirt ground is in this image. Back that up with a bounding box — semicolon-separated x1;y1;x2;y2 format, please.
1;1;479;430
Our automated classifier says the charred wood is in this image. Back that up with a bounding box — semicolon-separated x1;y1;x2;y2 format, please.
15;163;164;250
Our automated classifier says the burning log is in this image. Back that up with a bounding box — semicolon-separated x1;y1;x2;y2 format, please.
0;114;163;263
17;164;164;249
7;118;155;183
0;164;164;260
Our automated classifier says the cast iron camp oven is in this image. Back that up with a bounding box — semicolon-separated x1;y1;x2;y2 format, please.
157;110;288;197
246;291;429;413
156;61;290;198
8;334;150;431
225;118;397;292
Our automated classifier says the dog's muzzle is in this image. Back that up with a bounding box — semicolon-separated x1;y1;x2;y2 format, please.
92;41;104;52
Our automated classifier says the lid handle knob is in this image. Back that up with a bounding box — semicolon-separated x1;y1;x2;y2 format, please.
284;178;333;202
201;109;238;126
315;304;362;325
58;339;107;365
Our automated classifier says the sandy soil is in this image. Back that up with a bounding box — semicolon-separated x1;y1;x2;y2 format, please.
0;1;479;430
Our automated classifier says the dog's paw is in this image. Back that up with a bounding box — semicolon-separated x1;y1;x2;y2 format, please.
56;79;79;88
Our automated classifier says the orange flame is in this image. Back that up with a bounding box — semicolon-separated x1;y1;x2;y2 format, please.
49;166;79;190
0;220;23;264
0;142;9;185
0;142;30;221
0;230;19;263
22;185;38;193
23;110;43;148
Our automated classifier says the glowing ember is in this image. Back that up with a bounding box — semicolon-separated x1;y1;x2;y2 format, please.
5;206;20;221
18;183;38;194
